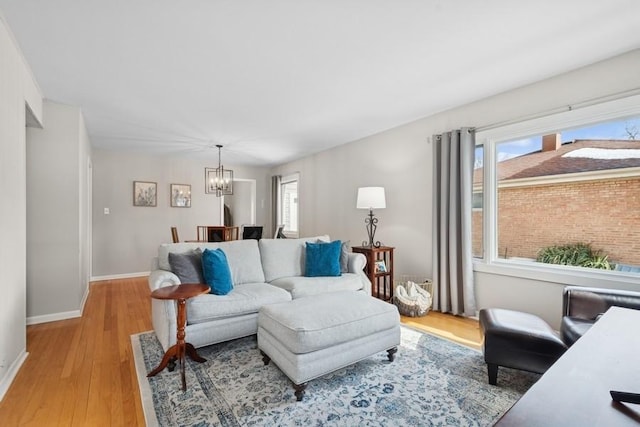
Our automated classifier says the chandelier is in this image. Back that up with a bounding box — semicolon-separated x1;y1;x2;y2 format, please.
205;144;233;196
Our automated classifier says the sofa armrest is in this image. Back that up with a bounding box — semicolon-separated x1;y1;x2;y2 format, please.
152;298;177;351
148;269;181;351
148;269;180;291
347;252;365;272
563;286;640;320
348;252;372;295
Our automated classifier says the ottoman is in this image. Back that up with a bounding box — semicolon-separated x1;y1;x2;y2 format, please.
479;308;568;385
258;291;401;401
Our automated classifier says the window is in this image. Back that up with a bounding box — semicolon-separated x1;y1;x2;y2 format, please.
280;173;299;238
475;94;640;278
472;146;484;259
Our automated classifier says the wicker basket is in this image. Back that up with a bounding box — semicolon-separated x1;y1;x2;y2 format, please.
393;276;433;317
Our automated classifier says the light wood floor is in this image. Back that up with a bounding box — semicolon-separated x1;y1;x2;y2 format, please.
0;277;481;426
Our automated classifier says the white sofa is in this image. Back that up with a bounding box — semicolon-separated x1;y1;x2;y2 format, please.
149;235;371;351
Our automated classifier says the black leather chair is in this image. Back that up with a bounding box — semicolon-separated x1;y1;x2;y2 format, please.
561;286;640;346
479;308;567;385
480;285;640;385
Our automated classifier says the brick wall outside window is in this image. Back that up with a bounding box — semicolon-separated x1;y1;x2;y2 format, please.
472;177;640;266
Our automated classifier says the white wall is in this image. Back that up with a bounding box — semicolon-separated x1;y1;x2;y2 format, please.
91;149;271;277
225;180;255;227
79;114;91;305
272;49;640;329
0;14;43;400
26;100;92;322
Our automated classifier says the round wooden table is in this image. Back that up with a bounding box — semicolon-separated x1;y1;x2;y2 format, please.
147;283;210;391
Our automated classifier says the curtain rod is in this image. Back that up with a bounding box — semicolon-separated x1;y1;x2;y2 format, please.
473;87;640;133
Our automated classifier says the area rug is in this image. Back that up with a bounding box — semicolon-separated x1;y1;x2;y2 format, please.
132;326;539;426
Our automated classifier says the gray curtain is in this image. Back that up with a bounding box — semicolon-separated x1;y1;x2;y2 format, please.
432;128;476;316
271;175;282;235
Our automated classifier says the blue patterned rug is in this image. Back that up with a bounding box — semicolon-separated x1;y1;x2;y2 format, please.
132;326;538;426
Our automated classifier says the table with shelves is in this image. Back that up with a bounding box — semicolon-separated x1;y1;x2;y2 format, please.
352;245;394;302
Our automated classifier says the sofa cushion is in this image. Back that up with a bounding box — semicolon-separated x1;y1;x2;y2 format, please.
187;283;292;325
259;235;329;282
305;240;342;277
202;248;233;295
168;248;204;284
158;240;265;285
258;291;399;354
270;273;363;299
211;240;266;285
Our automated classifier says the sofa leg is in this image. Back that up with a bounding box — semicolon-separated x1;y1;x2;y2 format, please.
260;350;271;365
293;382;307;401
488;363;498;385
387;347;398;362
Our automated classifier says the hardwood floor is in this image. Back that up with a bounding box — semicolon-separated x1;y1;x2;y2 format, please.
0;278;152;426
0;277;480;426
402;311;482;350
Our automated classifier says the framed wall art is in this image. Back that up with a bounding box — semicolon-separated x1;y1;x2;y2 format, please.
170;183;191;207
133;181;157;207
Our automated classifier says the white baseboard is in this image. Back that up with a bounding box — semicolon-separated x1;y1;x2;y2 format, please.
26;273;147;326
79;284;89;316
27;282;88;325
27;309;81;325
0;349;28;402
90;271;149;282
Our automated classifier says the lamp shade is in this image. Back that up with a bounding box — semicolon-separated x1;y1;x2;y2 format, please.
356;187;386;209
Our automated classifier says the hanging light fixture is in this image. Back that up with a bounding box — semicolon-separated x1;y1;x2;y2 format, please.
205;144;233;196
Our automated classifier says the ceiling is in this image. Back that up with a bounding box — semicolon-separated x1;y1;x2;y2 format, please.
1;1;639;167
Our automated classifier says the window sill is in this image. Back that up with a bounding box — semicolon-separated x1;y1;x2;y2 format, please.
473;259;640;290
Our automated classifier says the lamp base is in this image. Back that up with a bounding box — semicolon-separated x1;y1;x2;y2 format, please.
362;209;382;248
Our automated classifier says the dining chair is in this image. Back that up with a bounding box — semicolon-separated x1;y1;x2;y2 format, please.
242;225;263;240
275;224;287;239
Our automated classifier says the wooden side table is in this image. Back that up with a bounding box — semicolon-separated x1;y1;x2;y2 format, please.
352;246;395;302
147;283;210;391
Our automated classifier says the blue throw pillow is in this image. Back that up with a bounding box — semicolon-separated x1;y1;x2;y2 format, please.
202;248;234;295
305;240;342;277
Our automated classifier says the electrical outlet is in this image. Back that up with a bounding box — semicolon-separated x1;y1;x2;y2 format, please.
104;208;110;215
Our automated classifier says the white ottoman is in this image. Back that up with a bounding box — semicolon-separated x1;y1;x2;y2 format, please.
257;291;401;401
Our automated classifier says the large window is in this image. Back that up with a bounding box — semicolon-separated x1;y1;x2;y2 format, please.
472;146;484;259
280;173;299;238
474;94;640;278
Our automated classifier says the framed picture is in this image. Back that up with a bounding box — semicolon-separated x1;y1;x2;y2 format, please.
374;260;387;273
170;184;191;207
133;181;157;207
274;224;286;239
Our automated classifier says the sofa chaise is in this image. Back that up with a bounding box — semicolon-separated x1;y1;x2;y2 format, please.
149;235;371;351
